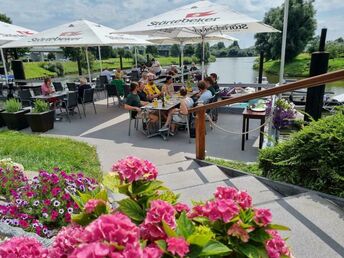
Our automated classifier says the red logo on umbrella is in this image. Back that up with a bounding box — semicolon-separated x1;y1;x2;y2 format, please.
60;31;82;36
185;11;216;18
16;31;34;35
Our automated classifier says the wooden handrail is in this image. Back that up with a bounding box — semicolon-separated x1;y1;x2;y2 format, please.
192;69;344;160
189;69;344;113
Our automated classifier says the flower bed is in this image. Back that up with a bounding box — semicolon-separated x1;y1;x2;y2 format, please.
0;156;293;257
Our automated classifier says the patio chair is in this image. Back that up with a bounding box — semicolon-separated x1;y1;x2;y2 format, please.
32;87;42;96
94;76;106;99
130;70;140;81
52;82;64;92
128;110;140;136
106;84;117;107
0;83;6;101
206;92;220;129
18;90;33;107
81;88;96;117
170;113;192;143
111;79;125;105
60;91;81;122
66;82;77;92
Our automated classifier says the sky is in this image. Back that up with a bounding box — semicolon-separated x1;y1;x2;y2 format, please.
0;0;343;48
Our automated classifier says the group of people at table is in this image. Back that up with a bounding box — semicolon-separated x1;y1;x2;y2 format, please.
124;71;219;136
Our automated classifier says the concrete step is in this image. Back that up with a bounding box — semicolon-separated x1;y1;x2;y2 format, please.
158;165;228;191
157;160;201;175
228;175;282;205
257;193;344;258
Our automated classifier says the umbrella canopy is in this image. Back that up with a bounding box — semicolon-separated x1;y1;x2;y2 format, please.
147;33;238;45
1;19;150;48
117;0;278;37
118;0;278;78
0;21;37;84
0;20;37;45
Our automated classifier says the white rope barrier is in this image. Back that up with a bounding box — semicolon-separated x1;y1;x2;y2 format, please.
205;113;272;135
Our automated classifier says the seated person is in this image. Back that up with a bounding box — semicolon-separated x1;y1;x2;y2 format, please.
124;82;158;124
115;68;124;79
137;81;148;102
41;77;55;96
190;62;198;72
144;74;161;101
78;77;91;103
139;72;148;85
204;76;216;96
197;80;213;104
161;76;174;97
151;58;162;76
210;73;220;92
100;69;112;83
160;88;194;135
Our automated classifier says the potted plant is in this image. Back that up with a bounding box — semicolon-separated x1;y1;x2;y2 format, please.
25;99;55;132
1;99;30;130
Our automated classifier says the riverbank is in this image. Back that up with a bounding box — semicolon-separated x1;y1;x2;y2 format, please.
23;56;196;79
254;53;344;77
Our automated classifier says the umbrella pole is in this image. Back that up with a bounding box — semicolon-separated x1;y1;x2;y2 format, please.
98;46;103;73
135;47;138;68
201;36;205;80
0;48;9;86
180;42;184;83
279;0;289;86
85;47;92;82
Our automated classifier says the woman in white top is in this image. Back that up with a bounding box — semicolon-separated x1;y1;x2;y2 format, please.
159;88;194;135
161;76;174;97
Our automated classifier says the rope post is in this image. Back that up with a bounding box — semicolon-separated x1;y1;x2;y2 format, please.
195;109;206;160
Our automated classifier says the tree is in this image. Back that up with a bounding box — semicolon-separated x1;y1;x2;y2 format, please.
184;44;194;56
62;48;83;75
0;13;12;23
255;0;316;62
170;44;180;57
146;46;158;56
217;42;225;49
306;36;320;53
47;52;56;61
195;43;210;62
124;49;132;58
117;48;125;57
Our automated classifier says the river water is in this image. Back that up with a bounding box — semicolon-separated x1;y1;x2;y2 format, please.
206;57;344;95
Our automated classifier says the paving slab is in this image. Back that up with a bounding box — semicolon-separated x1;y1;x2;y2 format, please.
229;175;281;205
196;165;229;183
158;169;204;190
157;160;200;175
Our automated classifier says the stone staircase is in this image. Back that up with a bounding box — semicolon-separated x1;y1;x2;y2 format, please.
157;159;344;258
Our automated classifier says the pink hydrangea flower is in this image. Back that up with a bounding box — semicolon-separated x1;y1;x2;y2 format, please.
70;242;111;258
203;199;240;223
166;237;190;258
0;237;46;257
84;199;106;214
143;245;164;258
265;230;291;258
140;200;176;241
214;186;252;209
227;222;250;243
49;225;86;257
254;208;272;226
112;156;158;183
86;213;140;247
174;203;190;213
235;191;252;209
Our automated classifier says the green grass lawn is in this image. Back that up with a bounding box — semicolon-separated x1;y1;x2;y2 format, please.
257;53;344;77
206;157;262;176
0;131;102;180
23;56;199;79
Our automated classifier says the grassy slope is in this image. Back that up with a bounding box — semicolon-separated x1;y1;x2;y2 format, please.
260;53;344;77
0;131;102;180
206;157;262;176
23;56;194;79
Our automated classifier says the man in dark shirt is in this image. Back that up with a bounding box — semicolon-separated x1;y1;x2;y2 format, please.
137;81;148;102
210;73;220;92
204;77;216;96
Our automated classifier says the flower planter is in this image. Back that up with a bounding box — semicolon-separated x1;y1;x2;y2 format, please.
0;109;5;127
25;110;55;132
1;109;30;130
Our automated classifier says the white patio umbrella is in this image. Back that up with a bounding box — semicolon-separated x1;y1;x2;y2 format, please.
2;19;151;81
0;21;37;84
118;0;279;78
148;33;238;82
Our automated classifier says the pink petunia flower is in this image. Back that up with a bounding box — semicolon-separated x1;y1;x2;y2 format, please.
166;237;190;258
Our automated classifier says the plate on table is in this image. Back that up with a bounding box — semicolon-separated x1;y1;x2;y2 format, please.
250;107;266;112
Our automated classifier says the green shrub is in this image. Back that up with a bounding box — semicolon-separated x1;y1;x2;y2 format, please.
258;109;344;197
32;99;50;113
4;99;22;113
42;62;64;76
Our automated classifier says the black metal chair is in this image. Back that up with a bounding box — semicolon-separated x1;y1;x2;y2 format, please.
60;91;81;122
32;87;42;96
66;82;77;92
0;83;6;101
106;84;117;107
130;70;140;81
81;88;96;117
18;90;33;107
53;82;64;92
